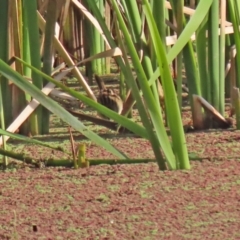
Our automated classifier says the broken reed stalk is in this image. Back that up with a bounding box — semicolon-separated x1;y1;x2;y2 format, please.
77;144;89;168
192;94;232;130
68;126;78;169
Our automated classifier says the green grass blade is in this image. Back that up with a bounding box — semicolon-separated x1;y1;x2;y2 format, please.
41;0;58;133
0;0;12;127
0;128;69;153
142;0;190;170
196;15;209;101
23;0;43;134
208;1;220;110
0;0;9;166
219;1;226;115
149;0;214;86
228;0;240;88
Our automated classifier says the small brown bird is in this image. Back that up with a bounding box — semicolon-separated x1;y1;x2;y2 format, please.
95;75;123;117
